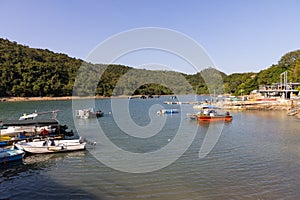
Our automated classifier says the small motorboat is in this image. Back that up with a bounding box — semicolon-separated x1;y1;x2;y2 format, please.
287;108;299;116
19;110;60;120
197;109;232;122
15;138;86;154
190;104;233;122
0;147;24;164
75;108;104;119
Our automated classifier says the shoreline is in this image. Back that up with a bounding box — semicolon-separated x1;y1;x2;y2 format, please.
0;96;107;102
1;96;299;112
222;99;299;111
0;95;145;102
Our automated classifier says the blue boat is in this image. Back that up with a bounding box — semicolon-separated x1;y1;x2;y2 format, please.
0;147;24;164
157;109;179;115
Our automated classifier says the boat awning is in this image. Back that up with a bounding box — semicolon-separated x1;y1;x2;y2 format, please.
0;119;59;126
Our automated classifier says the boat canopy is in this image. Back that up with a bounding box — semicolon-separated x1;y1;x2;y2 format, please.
0;119;59;127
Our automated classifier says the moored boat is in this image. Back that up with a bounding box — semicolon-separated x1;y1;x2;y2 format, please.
0;147;24;164
19;110;60;120
0;110;74;146
197;109;232;122
15;138;86;154
192;105;233;122
198;114;233;122
0;118;74;141
75;108;104;119
157;109;179;115
287;108;299;116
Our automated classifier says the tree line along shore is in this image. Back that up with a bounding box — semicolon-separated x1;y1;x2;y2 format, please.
1;38;300;100
0;95;131;102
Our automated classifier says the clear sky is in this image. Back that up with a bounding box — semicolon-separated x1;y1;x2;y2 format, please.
1;0;300;74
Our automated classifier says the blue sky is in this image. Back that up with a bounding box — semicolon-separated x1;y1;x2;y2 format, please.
1;0;300;74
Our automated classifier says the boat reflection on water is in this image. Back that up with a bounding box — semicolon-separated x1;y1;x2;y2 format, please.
0;151;87;185
23;150;87;165
198;118;233;125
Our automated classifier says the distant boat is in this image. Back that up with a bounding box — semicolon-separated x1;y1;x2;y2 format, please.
157;109;179;115
0;147;24;164
188;104;232;122
75;108;103;119
287;108;299;116
15;138;86;154
19;110;60;120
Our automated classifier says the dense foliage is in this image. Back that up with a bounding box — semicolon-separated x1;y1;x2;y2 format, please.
1;38;299;97
0;38;80;97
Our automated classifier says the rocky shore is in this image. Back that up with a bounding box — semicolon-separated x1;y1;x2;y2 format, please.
222;99;299;111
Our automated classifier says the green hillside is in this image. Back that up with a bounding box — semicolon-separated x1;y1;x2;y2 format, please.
0;38;299;97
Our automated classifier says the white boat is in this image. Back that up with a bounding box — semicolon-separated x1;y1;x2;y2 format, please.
0;118;73;139
19;110;59;120
15;138;86;154
19;113;38;120
0;125;56;137
75;108;103;119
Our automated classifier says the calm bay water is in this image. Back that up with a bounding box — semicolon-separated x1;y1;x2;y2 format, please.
1;96;300;199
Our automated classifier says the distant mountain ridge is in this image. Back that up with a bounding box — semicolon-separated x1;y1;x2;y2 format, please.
1;38;299;97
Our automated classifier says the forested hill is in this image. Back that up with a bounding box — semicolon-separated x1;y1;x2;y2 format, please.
1;38;300;97
0;38;81;97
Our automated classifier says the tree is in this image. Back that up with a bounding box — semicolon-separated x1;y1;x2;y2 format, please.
1;38;300;97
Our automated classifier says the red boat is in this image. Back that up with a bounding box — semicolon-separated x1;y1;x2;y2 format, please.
197;107;233;122
198;114;233;122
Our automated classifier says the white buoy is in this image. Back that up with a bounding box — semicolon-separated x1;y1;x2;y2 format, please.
167;138;171;142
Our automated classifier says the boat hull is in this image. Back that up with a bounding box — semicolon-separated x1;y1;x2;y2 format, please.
75;108;103;119
15;139;86;154
0;149;24;164
198;115;233;122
